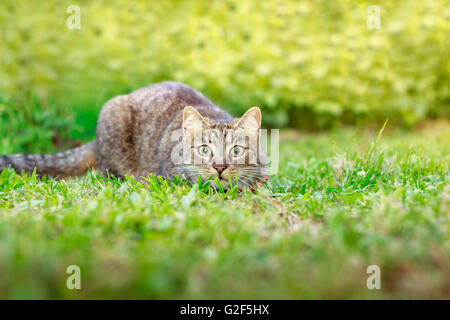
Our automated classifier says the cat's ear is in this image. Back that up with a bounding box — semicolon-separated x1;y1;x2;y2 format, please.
183;106;207;129
235;107;261;129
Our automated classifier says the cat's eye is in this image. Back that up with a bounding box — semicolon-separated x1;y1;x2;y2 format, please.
231;145;244;157
197;145;212;157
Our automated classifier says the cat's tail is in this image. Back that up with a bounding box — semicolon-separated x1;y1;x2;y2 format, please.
0;140;96;178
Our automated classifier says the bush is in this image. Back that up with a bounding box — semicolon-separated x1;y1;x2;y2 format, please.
0;0;448;131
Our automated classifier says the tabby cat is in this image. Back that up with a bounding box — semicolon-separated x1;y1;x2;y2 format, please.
0;82;269;189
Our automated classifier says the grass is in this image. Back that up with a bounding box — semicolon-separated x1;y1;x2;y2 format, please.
0;116;449;299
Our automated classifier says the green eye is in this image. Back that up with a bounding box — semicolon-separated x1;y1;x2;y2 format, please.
197;145;211;157
232;146;244;157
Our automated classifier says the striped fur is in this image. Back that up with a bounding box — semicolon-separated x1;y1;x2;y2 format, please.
0;81;268;187
0;141;96;177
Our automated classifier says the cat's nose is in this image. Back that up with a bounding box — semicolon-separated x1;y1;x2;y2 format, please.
214;165;226;174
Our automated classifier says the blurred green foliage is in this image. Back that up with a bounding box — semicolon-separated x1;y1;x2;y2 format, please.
0;0;449;133
0;126;449;298
0;95;80;154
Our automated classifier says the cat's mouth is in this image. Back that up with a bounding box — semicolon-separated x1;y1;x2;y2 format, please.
216;176;236;187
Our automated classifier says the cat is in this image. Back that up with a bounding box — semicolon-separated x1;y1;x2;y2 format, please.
0;81;269;189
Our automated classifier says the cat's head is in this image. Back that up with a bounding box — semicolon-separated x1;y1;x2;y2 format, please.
176;106;269;190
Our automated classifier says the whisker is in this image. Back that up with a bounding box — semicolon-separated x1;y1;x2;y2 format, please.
238;178;253;189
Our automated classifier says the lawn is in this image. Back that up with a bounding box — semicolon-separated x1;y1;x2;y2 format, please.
0;122;449;299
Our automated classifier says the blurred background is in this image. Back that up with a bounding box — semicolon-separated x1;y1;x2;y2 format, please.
0;0;448;150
